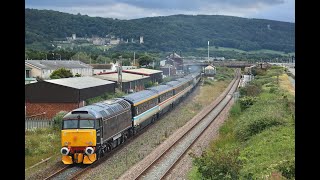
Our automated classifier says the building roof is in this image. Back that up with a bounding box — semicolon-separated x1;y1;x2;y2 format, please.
90;64;113;69
167;53;182;59
25;60;92;70
45;76;114;89
123;68;162;75
25;65;32;70
94;72;149;82
205;65;215;69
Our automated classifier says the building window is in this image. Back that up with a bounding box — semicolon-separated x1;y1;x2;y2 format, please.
26;70;30;78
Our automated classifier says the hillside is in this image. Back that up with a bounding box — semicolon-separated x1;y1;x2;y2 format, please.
25;9;295;53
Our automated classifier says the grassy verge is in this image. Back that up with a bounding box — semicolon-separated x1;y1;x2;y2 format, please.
189;65;295;179
25;128;61;168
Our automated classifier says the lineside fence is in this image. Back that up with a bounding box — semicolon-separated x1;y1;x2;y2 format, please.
25;117;53;130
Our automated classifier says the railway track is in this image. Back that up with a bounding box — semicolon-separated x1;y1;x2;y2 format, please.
120;69;241;180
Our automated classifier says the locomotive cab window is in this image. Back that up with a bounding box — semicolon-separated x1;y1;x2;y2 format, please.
63;120;95;129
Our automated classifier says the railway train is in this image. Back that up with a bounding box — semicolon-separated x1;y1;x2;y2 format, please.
60;73;201;164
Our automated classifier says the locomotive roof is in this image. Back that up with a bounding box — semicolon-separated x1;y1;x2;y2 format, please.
121;89;158;105
63;98;130;119
147;84;172;94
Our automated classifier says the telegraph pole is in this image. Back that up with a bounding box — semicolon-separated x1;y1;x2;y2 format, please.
118;56;123;92
207;41;210;61
133;52;135;66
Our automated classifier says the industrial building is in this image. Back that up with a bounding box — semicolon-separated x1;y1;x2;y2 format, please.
94;72;150;93
123;68;163;84
25;76;115;118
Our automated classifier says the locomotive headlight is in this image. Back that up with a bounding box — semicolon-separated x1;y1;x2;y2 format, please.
61;147;70;155
85;147;94;155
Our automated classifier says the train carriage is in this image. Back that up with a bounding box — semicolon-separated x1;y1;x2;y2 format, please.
122;90;159;129
147;85;174;116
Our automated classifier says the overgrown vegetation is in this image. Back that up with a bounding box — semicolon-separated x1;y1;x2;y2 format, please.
189;65;295;179
25;111;69;168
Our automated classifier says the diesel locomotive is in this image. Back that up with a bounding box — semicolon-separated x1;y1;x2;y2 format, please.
60;73;201;164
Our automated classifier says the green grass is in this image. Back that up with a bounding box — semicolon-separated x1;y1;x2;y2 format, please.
25;128;61;168
239;125;295;179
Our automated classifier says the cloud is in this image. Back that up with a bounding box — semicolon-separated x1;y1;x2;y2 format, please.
26;0;294;22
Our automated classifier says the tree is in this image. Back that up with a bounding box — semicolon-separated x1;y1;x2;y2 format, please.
50;68;73;79
138;54;152;66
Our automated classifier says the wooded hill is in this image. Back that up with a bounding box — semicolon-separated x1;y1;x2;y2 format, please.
25;8;295;53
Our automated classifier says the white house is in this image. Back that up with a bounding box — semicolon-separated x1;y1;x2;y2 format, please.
25;60;93;79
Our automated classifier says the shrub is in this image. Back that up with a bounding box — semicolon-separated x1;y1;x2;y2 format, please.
193;149;242;180
238;96;257;110
277;158;295;179
239;84;261;96
53;111;68;130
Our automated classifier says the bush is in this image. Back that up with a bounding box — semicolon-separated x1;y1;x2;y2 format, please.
239;84;261;96
269;87;279;93
238;96;257;110
277;158;295;179
53;111;68;130
193;149;242;180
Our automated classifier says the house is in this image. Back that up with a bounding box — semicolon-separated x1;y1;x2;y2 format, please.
25;65;36;84
160;64;176;77
25;76;115;118
166;52;183;70
25;60;93;79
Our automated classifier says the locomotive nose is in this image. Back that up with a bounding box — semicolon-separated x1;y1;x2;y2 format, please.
61;147;70;155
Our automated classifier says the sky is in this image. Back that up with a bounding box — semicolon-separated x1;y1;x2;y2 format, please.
25;0;295;23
